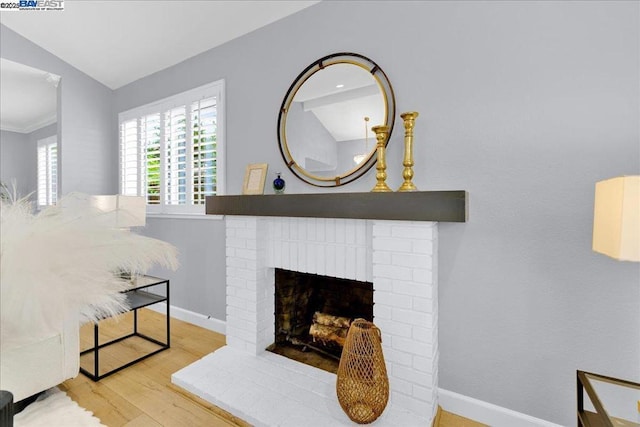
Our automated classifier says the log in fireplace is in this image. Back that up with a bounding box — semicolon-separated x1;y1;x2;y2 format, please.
267;268;373;373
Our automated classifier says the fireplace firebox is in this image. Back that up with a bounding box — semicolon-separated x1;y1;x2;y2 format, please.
267;268;373;373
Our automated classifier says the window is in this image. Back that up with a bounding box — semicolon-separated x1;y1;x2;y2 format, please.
37;135;58;207
119;80;225;215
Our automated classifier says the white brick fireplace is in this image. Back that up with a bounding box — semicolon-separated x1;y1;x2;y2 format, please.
173;215;439;426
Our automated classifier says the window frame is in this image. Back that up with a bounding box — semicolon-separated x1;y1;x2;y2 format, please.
118;80;226;215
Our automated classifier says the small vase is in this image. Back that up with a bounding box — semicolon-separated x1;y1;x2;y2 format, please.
273;173;286;194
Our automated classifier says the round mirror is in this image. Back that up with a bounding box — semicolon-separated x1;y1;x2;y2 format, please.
277;53;395;187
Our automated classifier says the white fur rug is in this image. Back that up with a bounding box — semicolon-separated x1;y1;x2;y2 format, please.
13;388;105;427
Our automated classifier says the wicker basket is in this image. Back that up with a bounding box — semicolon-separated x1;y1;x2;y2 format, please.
336;319;389;424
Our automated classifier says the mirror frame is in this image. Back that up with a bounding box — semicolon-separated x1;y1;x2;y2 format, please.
277;52;395;187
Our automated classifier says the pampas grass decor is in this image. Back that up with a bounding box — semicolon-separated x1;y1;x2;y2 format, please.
0;192;179;347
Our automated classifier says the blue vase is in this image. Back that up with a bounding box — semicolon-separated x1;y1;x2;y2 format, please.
273;173;286;194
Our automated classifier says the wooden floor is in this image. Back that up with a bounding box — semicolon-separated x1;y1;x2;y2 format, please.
434;406;488;427
61;309;484;427
61;309;248;427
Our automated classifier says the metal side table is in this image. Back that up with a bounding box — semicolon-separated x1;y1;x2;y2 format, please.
80;275;170;381
577;370;640;427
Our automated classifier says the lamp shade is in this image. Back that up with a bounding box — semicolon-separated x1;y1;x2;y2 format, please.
91;195;146;228
592;176;640;261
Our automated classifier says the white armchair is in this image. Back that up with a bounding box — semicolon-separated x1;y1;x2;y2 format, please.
0;313;79;402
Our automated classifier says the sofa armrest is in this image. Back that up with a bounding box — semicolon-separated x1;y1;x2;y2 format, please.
0;312;80;402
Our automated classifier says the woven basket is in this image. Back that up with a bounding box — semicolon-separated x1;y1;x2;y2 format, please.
336;319;389;424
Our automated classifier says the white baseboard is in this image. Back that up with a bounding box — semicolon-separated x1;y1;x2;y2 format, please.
438;388;564;427
146;302;226;335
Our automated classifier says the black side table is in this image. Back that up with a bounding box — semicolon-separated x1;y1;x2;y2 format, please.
0;390;13;427
80;275;170;381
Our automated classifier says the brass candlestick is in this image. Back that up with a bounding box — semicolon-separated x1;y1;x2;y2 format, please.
398;111;419;192
371;125;392;192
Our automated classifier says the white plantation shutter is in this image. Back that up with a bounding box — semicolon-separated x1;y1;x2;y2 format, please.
120;119;139;196
118;80;225;215
142;113;161;205
50;144;57;203
37;136;57;207
191;97;217;205
165;106;188;205
37;144;47;206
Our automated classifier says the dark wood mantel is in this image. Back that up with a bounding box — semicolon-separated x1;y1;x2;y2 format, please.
206;191;467;222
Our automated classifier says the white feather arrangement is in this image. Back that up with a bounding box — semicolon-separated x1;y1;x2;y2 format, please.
0;192;178;347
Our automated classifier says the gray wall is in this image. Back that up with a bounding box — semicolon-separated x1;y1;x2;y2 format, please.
142;218;227;320
115;1;637;425
0;130;34;197
0;25;117;196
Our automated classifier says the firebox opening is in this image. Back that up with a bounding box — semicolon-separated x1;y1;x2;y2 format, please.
267;268;373;374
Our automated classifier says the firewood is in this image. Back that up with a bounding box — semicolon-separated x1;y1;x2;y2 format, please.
309;323;348;346
313;311;351;329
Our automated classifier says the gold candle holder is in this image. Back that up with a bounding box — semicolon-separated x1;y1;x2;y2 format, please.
371;125;392;192
398;111;419;192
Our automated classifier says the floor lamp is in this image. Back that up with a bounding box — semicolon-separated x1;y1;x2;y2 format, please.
577;175;640;426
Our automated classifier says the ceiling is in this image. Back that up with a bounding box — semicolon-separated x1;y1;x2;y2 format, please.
0;1;319;90
0;58;58;133
0;1;319;133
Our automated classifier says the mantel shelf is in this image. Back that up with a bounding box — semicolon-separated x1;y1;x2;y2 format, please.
206;191;468;222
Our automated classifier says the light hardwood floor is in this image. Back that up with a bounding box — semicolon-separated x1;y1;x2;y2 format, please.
61;309;484;427
61;309;248;427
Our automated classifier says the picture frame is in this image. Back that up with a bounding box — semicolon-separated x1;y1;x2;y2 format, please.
242;163;268;195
